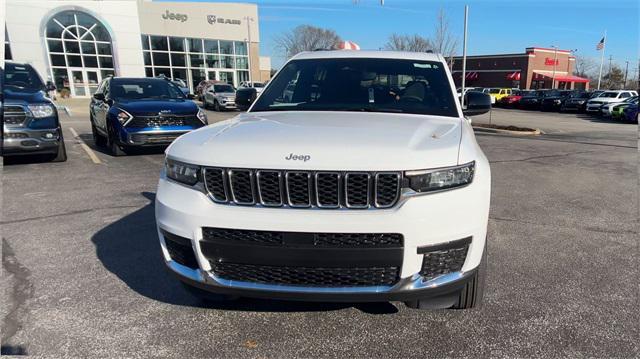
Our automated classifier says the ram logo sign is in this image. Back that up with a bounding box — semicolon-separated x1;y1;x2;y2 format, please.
207;15;241;25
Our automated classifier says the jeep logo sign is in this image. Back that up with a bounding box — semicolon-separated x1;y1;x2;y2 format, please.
162;10;188;23
285;153;311;162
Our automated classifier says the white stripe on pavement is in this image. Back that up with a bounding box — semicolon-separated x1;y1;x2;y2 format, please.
69;127;102;164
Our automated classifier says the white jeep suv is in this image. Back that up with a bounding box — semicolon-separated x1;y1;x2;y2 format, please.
155;51;492;309
586;90;638;113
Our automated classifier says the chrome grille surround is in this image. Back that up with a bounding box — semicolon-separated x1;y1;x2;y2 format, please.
3;105;29;126
202;167;402;210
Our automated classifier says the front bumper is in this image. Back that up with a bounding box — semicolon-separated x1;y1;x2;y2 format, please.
2;127;60;155
219;100;237;109
155;161;490;301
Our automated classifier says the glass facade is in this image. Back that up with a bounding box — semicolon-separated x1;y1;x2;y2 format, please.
44;11;115;96
141;35;250;91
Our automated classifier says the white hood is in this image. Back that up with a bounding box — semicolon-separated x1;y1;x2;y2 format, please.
167;111;463;171
590;97;623;104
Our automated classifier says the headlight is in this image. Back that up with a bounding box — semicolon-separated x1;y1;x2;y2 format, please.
115;108;133;125
165;158;200;186
405;162;475;193
554;99;561;104
197;109;208;124
28;104;55;118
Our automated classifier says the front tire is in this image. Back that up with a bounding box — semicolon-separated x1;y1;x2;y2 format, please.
107;125;126;157
91;120;107;147
214;100;221;112
51;130;67;162
450;242;487;309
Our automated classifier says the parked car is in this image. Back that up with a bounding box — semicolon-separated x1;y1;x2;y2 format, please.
540;90;573;112
195;79;218;101
585;90;638;114
156;75;190;96
560;91;591;112
203;83;237;111
89;77;207;156
155;51;492;310
487;88;512;104
496;90;531;108
2;61;66;161
607;96;638;119
622;103;638;123
518;90;549;110
239;81;266;94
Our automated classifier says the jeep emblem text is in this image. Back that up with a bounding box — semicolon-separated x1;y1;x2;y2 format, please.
285;153;311;162
162;10;188;22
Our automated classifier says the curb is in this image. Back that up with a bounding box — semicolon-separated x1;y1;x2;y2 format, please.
473;126;542;136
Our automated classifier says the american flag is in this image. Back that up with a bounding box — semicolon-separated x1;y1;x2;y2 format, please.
596;37;605;50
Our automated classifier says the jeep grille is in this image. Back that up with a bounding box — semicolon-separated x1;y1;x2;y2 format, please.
203;168;401;209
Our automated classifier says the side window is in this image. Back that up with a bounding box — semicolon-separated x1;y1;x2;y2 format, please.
103;80;110;98
620;92;630;98
95;79;106;94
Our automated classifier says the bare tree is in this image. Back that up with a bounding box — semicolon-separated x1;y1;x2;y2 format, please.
574;55;597;78
384;34;432;52
432;8;458;65
274;25;342;60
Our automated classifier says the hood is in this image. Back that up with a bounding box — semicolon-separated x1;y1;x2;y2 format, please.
589;97;621;104
168;111;463;171
3;87;50;104
115;99;198;116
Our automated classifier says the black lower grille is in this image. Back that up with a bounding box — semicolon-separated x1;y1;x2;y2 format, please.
163;231;199;269
419;237;470;280
211;262;399;287
202;227;403;248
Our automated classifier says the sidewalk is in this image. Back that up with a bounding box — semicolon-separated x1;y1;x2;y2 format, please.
53;97;90;117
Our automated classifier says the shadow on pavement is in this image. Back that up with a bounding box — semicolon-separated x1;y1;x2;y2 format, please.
78;133;167;157
92;192;398;315
2;153;57;165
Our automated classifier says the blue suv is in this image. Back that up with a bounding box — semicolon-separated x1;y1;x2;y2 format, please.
89;77;207;156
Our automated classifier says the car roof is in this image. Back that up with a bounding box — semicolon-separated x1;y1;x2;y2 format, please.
290;50;445;63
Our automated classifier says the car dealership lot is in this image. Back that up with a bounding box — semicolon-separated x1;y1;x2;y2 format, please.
1;107;638;357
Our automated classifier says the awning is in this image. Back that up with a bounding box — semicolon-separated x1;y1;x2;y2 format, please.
506;71;521;81
552;75;589;83
465;72;478;80
533;72;589;83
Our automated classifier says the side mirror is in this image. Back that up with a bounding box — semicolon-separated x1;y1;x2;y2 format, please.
187;94;196;100
462;91;491;116
46;81;56;91
93;93;105;101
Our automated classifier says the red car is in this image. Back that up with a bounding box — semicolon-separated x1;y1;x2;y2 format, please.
497;90;533;108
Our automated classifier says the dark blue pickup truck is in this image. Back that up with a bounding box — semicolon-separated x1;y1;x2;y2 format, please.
2;62;67;161
89;77;207;156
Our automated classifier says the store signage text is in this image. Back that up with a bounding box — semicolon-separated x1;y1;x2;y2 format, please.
544;58;559;66
207;15;241;25
162;10;188;22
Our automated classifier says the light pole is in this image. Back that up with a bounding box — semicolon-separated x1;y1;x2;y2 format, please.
244;16;254;84
623;60;629;89
461;5;468;108
550;45;558;89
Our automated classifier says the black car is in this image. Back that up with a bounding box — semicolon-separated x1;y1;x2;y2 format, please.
89;77;207;156
2;62;66;161
560;91;591;112
540;90;574;112
518;90;550;110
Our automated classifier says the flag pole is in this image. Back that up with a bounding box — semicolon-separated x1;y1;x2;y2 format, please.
597;30;607;90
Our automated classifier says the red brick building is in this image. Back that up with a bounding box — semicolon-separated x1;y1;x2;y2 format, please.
452;47;589;90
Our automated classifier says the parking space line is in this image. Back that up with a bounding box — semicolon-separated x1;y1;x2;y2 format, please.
69;127;102;164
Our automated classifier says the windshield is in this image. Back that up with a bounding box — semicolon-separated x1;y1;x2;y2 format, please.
214;84;235;93
599;92;619;98
4;63;45;91
251;58;458;117
110;79;185;101
489;88;501;94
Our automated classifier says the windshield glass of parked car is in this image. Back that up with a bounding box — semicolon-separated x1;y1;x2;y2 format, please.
4;63;45;91
251;58;459;117
110;79;185;101
489;88;501;94
214;84;235;93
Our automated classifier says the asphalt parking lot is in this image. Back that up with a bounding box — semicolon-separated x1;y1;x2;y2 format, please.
1;104;638;358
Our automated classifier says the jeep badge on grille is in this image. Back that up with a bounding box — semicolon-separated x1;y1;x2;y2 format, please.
285;153;311;161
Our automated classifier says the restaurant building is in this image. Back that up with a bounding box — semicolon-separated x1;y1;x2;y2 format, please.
452;47;590;90
4;0;271;97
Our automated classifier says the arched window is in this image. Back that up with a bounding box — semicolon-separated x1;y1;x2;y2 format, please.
45;10;114;97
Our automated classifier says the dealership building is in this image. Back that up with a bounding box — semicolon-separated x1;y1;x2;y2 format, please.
4;0;271;97
452;47;590;90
